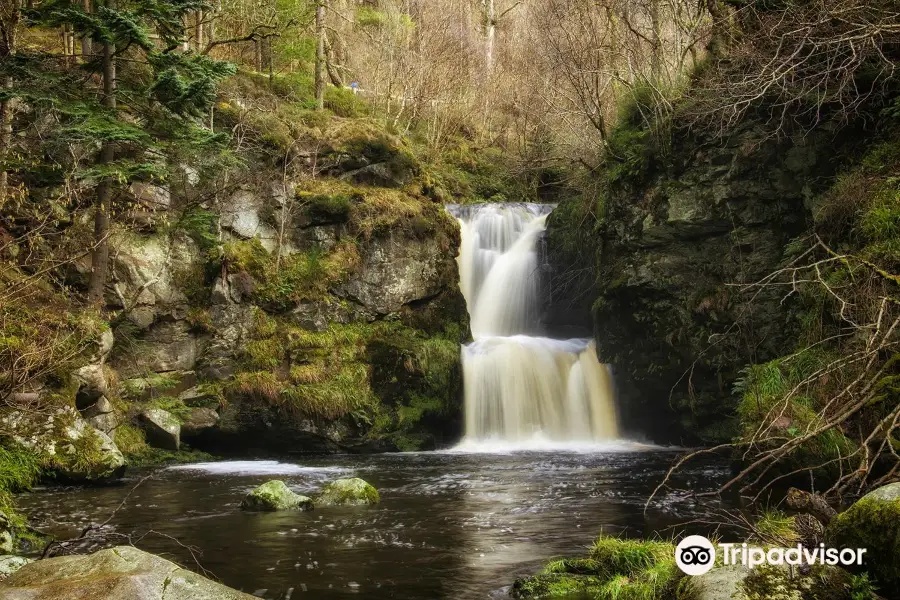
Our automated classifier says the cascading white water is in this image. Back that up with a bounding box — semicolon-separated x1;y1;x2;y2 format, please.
448;203;619;449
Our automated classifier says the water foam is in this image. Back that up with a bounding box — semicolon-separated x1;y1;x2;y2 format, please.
167;460;349;476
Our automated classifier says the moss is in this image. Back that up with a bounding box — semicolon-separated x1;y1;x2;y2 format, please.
113;423;149;457
515;534;692;600
510;573;606;599
122;372;180;400
300;191;354;223
0;444;43;512
589;536;674;578
734;350;856;471
753;510;800;545
222;238;359;311
145;396;192;423
315;477;379;506
828;496;900;596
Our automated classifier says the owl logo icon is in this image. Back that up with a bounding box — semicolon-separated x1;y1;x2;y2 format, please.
675;535;716;575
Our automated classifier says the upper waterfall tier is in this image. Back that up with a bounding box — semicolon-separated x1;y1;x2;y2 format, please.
447;203;553;338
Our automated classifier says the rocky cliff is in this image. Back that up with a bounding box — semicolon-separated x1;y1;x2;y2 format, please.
1;83;470;472
547;120;850;443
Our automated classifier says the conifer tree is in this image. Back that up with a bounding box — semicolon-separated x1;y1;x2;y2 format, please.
14;0;235;304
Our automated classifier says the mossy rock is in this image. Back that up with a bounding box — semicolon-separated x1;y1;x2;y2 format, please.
510;573;605;599
827;482;900;596
240;480;313;512
315;477;379;506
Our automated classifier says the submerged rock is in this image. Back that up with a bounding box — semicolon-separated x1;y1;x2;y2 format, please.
0;545;256;599
241;480;313;511
315;477;379;506
139;408;181;451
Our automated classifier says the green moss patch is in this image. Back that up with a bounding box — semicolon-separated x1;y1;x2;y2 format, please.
513;534;694;600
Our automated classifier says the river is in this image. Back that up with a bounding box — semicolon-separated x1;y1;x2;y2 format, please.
15;448;731;599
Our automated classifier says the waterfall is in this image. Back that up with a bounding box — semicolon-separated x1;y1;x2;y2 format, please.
448;203;619;450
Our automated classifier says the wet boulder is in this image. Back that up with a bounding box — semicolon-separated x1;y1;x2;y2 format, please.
827;482;900;596
0;545;257;599
138;408;181;451
315;477;379;506
241;480;313;511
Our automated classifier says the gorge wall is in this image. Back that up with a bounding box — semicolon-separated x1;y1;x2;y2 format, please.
546;120;852;443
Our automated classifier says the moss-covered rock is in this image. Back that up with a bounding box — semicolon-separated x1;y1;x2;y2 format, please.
240;480;313;511
315;477;379;506
827;482;900;596
510;573;606;599
5;407;126;483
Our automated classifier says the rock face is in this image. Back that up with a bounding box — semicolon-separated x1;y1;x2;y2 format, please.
315;477;380;506
138;408;181;451
336;234;456;316
0;546;257;599
70;123;469;456
827;482;900;596
241;480;313;511
547;123;843;442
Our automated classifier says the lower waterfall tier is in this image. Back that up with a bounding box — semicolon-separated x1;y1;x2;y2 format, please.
460;336;618;446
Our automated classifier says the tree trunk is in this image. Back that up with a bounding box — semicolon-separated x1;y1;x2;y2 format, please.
80;0;92;57
194;9;203;51
87;32;116;305
0;75;12;204
484;0;495;79
314;0;326;110
267;35;273;85
0;0;19;204
650;0;661;83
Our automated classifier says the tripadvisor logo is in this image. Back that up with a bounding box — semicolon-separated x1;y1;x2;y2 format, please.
675;535;868;576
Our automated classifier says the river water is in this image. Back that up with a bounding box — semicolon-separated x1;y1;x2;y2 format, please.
16;448;732;599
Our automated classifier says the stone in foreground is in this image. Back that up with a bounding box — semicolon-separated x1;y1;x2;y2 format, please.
315;477;380;506
241;480;313;511
0;546;256;599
